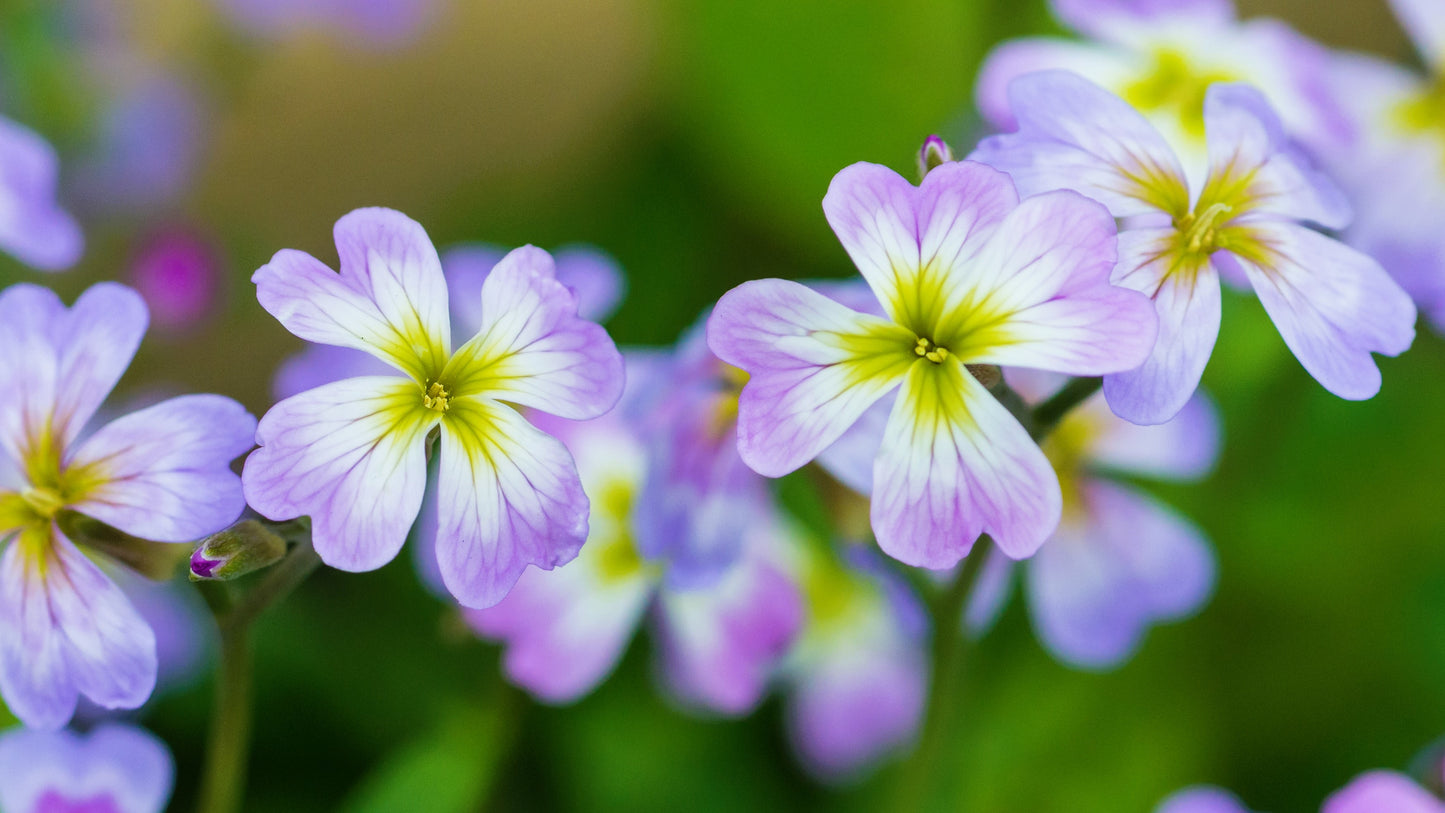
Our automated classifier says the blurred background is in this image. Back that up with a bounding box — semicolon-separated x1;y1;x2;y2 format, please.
0;0;1440;810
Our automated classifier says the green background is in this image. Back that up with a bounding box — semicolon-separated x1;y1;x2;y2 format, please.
0;0;1439;810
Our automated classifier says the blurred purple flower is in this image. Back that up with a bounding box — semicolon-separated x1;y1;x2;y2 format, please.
215;0;438;48
0;723;173;813
0;283;254;730
1155;785;1253;813
243;209;624;609
973;72;1415;425
273;243;623;400
1323;770;1445;813
708;160;1156;569
966;370;1218;669
466;362;802;713
1322;0;1445;330
71;74;207;215
975;0;1348;182
781;544;927;781
127;227;222;333
0;116;83;271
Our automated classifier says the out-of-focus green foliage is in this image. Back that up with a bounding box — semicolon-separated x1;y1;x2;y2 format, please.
1;0;1442;811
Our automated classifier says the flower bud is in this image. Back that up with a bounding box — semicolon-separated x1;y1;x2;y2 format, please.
917;135;954;179
190;520;287;581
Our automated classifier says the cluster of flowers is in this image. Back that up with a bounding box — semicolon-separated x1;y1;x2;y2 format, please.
0;0;1443;807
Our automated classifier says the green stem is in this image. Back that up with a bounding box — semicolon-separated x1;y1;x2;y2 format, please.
197;539;322;813
889;542;993;812
1029;376;1102;440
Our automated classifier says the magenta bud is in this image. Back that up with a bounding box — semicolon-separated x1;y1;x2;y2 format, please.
917;135;954;179
189;520;287;582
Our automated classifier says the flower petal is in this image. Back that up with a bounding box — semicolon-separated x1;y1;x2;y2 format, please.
658;548;802;715
442;244;626;339
1156;786;1255;813
0;283;148;460
1391;0;1445;70
1027;481;1215;669
1201;83;1351;230
1088;390;1220;480
465;548;652;704
1322;770;1445;813
252;207;451;382
815;392;893;496
1102;229;1222;425
708;279;914;478
66;395;256;543
0;724;174;813
948;190;1158;375
444;246;624;421
1228;222;1416;400
242;377;434;572
272;344;396;401
821;161;1019;328
872;361;1060;567
434;398;589;609
0;116;83;271
970;70;1190;219
0;528;156;729
1050;0;1234;44
975;39;1136;131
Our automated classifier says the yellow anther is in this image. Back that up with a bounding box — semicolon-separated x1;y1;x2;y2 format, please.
1180;203;1234;254
914;337;950;364
422;381;451;413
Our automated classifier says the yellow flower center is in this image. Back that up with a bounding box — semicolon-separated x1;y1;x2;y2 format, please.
19;486;64;520
705;364;750;440
1175;202;1235;255
421;381;451;413
1394;73;1445;170
913;336;950;364
1124;49;1238;139
592;480;647;584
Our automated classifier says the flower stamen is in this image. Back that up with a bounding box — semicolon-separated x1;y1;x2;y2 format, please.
422;381;451;413
1178;203;1234;254
19;486;63;519
914;337;950;364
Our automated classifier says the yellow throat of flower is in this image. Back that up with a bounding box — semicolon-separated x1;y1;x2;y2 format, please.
1124;49;1239;140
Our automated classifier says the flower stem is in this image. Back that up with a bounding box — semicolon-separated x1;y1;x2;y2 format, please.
197;537;322;813
889;542;993;812
1029;376;1102;440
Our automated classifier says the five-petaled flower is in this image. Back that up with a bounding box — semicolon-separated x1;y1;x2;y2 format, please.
0;283;255;729
708;160;1157;569
242;208;625;609
973;71;1417;425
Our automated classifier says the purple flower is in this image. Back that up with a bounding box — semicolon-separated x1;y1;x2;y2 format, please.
781;545;928;781
708;160;1157;569
71;74;207;215
466;374;801;712
0;723;173;813
0;116;83;271
973;72;1415;425
966;370;1218;669
975;0;1348;179
1155;785;1253;813
242;209;624;609
1323;771;1445;813
1321;0;1445;330
0;282;254;730
127;226;221;333
215;0;438;48
273;243;624;400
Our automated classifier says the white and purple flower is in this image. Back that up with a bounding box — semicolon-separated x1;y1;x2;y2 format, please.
0;723;173;813
966;371;1218;669
467;368;801;713
1323;0;1445;330
708;159;1157;569
975;0;1348;180
973;72;1416;425
0;282;255;729
242;209;625;609
781;543;928;781
1155;785;1253;813
0;117;83;272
